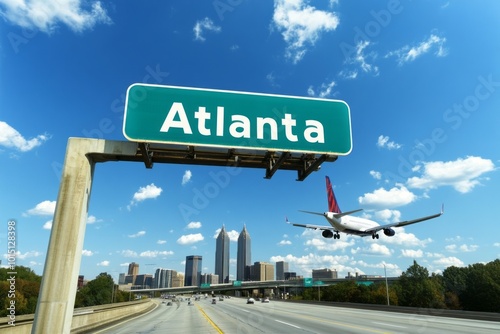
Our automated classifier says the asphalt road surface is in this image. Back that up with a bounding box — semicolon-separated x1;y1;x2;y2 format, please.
96;297;500;334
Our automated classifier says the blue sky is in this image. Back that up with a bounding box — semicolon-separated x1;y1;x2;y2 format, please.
1;0;499;283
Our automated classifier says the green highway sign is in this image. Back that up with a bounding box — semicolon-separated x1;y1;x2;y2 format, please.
233;280;242;287
200;283;211;288
314;280;324;285
304;278;313;287
123;84;352;155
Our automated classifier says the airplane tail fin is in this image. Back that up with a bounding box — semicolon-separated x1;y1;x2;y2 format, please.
326;176;341;213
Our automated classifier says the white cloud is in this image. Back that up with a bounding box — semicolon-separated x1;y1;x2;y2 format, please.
445;236;463;243
193;17;221;41
227;230;239;242
278;240;292;246
97;260;110;267
0;121;49;152
386;33;448;65
406;156;495;193
213;228;239;242
358;185;416;208
369;170;381;180
307;80;336;98
182;170;192;185
433;256;464;268
186;221;201;229
338;69;358;80
82;249;94;256
377;135;401;150
351;243;392;256
5;250;41;260
128;231;146;238
273;0;339;63
0;0;112;33
383;228;433;247
139;250;174;258
347;40;379;75
157;240;167;245
25;200;56;216
120;250;138;257
445;244;479;253
87;215;102;224
177;233;204;245
128;183;162;210
401;249;423;258
304;235;355;252
373;209;401;224
42;220;52;230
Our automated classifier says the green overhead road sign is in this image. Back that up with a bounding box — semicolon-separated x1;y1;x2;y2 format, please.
233;280;242;287
304;278;313;287
200;283;210;288
123;84;352;155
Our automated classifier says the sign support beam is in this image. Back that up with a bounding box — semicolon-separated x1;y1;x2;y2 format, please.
32;137;337;333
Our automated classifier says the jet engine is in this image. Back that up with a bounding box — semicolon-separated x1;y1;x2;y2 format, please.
322;230;334;238
383;228;395;237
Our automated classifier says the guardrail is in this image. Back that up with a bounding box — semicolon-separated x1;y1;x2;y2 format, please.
0;299;155;333
279;299;500;322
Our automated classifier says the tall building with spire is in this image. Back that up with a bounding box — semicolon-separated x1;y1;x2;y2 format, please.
215;225;230;283
237;225;251;281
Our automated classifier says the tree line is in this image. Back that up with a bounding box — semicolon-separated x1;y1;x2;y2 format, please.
298;259;500;312
1;259;499;316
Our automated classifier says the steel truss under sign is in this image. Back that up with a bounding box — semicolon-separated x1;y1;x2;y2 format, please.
90;141;337;181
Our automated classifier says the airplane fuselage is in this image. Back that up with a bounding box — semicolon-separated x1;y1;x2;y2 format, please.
324;212;379;237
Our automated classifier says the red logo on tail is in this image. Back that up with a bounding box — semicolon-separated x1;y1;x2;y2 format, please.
326;176;341;213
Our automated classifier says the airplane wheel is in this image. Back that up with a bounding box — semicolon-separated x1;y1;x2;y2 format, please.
376;234;379;239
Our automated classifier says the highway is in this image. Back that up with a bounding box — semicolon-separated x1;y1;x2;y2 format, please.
97;297;500;334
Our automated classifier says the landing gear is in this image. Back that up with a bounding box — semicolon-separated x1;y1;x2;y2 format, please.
372;233;379;239
334;233;340;239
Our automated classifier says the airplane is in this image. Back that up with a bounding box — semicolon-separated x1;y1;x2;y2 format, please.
287;176;443;240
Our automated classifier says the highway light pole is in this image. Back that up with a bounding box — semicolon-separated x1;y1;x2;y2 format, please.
384;264;390;306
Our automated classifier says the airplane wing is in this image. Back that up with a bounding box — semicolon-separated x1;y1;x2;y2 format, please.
364;205;444;233
285;217;334;231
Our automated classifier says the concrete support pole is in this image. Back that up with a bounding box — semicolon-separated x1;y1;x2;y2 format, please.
32;138;138;334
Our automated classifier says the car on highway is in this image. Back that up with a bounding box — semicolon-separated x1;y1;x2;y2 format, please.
261;297;270;303
212;298;216;304
246;298;255;304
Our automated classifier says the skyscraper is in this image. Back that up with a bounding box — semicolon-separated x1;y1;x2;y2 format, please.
276;261;289;281
251;262;274;281
215;225;230;283
237;225;251;281
128;262;139;276
185;255;202;286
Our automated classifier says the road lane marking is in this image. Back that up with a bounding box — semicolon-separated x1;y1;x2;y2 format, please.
197;304;224;334
372;321;407;329
275;319;301;329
